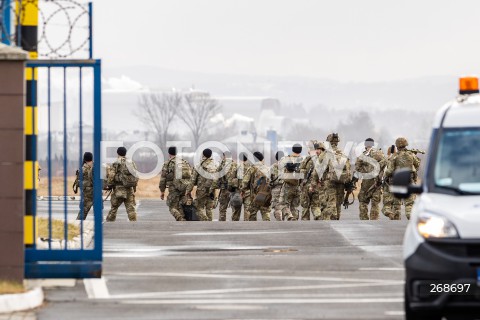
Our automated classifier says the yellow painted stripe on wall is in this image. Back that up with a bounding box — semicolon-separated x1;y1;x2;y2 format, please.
24;106;37;135
25;67;38;81
16;0;39;26
24;161;38;190
24;215;36;245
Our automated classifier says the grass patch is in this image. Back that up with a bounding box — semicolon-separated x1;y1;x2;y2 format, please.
38;218;80;241
0;281;25;294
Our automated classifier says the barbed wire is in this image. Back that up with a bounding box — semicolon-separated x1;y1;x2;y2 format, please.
0;0;90;58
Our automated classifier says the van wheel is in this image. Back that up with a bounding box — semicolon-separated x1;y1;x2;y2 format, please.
405;285;442;320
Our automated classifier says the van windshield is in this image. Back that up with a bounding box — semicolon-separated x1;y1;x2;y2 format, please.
434;128;480;195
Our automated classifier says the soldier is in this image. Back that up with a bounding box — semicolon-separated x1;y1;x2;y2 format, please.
304;142;329;220
216;152;233;221
242;152;271;221
353;138;387;220
76;152;94;220
278;144;303;221
159;146;192;221
324;133;351;220
270;151;284;221
186;148;217;221
384;137;420;220
227;153;252;221
382;145;397;219
106;147;138;222
299;140;319;220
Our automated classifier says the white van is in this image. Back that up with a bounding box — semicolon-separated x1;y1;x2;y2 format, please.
392;77;480;320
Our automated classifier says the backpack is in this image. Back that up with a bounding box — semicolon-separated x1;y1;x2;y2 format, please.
253;175;272;207
328;150;351;184
283;156;302;186
115;160;139;188
230;191;243;208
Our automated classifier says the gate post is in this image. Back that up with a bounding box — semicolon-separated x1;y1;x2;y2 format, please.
0;43;28;282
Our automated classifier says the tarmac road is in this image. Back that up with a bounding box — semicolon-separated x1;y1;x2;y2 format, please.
36;199;409;320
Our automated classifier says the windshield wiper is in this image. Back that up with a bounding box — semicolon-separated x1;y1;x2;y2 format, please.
435;185;480;195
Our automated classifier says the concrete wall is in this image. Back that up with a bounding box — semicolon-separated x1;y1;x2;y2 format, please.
0;45;28;282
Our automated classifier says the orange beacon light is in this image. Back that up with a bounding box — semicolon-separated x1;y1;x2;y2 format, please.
459;76;479;95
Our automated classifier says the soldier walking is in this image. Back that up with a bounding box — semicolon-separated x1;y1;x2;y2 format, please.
278;144;303;221
242;152;271;221
106;147;139;222
216;152;233;221
382;145;397;219
186;148;217;221
228;153;252;221
353;138;386;220
324;134;351;220
159;146;192;221
304;142;329;220
299;141;320;220
76;152;94;220
270;151;284;221
385;137;420;220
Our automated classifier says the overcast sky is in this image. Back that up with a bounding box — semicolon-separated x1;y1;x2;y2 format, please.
93;0;480;82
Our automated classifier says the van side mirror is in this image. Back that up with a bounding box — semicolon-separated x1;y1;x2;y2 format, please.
390;168;423;199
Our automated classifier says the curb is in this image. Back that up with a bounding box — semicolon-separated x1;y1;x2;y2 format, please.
0;287;44;314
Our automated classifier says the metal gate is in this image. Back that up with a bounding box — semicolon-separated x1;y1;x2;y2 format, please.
24;59;103;278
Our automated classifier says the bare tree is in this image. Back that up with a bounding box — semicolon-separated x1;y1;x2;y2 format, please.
136;91;182;151
178;92;221;148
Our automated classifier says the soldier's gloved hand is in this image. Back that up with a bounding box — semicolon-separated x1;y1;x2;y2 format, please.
209;192;215;200
133;186;137;193
160;192;165;200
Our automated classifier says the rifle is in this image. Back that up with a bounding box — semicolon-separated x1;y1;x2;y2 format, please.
408;148;426;155
72;169;80;194
343;180;357;209
365;178;383;199
103;188;113;202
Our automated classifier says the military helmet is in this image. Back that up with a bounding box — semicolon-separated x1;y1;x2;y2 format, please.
395;137;408;148
314;141;326;150
326;133;340;143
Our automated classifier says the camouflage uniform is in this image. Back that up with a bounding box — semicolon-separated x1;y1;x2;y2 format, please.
384;138;420;220
159;156;192;221
76;162;93;220
382;153;396;219
278;154;303;221
106;156;137;221
216;158;233;221
241;163;271;221
323;134;352;220
355;149;386;220
299;154;316;220
270;161;283;221
228;161;252;221
308;152;331;220
186;157;217;221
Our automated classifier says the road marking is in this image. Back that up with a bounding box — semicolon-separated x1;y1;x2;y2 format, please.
107;272;403;284
195;305;268;311
110;281;402;299
83;277;110;299
359;268;404;271
385;311;405;316
121;298;403;304
174;230;319;236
